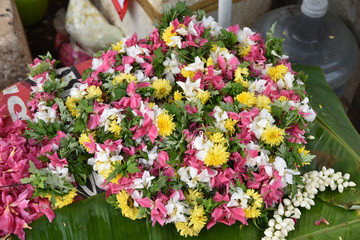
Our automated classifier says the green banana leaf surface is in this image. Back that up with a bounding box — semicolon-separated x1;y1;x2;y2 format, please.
22;65;360;239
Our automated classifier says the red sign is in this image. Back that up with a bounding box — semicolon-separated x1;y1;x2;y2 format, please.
112;0;128;21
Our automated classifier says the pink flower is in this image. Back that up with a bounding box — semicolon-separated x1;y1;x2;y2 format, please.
315;217;329;226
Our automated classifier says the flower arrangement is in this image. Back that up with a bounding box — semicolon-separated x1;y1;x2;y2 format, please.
0;2;357;240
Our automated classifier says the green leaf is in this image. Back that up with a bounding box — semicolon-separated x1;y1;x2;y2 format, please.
24;193;263;240
293;65;360;206
288;199;360;239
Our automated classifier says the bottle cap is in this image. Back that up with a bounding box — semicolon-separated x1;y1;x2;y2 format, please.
301;0;328;18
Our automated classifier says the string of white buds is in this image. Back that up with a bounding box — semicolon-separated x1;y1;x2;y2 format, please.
262;167;356;240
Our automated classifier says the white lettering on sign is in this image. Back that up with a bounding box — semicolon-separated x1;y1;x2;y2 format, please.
7;96;31;122
3;85;19;95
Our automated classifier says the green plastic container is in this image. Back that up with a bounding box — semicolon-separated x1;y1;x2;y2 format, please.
15;0;49;27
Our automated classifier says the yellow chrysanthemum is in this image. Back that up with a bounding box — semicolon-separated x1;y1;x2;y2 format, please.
110;174;123;184
111;40;124;52
185;189;204;206
65;96;80;117
209;132;227;145
224;118;238;135
261;125;285;147
79;132;93;152
244;207;261;218
234;67;249;83
204;144;230;167
256;95;271;111
174;90;183;102
181;67;195;79
108;119;122;136
206;56;213;67
196;90;211;104
235;92;256;107
148;102;156;109
298;146;311;166
152;78;172;99
46;189;77;209
278;96;289;102
162;24;177;45
85;85;102;101
175;206;207;237
113;73;137;85
267;64;288;82
210;44;219;52
237;43;251;57
116;190;142;220
246;189;263;209
157;112;176;137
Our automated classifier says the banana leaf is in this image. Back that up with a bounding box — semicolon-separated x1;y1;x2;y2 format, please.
22;65;360;239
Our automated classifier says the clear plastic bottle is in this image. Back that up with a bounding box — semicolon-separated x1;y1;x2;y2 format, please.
253;0;358;97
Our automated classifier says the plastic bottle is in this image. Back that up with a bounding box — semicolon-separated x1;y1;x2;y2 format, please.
253;0;358;97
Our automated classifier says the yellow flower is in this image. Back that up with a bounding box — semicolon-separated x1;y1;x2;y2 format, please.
175;205;207;237
298;146;311;166
261;125;285;147
148;102;156;109
195;90;211;104
152;78;172;99
267;64;288;82
111;40;124;52
157;112;176;137
256;95;271;111
210;44;219;52
234;67;249;83
237;43;251;57
174;90;183;102
206;56;213;67
116;190;142;220
185;189;204;206
209;132;227;145
204;144;230;167
278;96;289;102
85;86;102;101
162;24;177;45
235;92;256;107
110;174;123;184
246;189;263;209
244;207;261;218
224;118;237;135
65;96;80;117
181;67;195;79
46;189;77;209
108;119;122;136
79;132;93;152
113;73;137;85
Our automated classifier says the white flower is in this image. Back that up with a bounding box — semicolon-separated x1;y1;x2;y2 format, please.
213;106;228;132
272;157;300;187
277;72;294;90
237;27;256;45
133;70;150;83
168;36;182;49
163;53;181;83
245;142;270;167
183;56;205;73
177;166;216;189
248;79;267;93
34;102;57;123
139;146;158;167
187;20;198;36
175;26;188;36
69;83;88;99
227;187;250;208
201;16;222;37
132;171;156;190
126;45;150;63
165;191;189;223
192;132;213;161
176;77;202;100
249;109;275;138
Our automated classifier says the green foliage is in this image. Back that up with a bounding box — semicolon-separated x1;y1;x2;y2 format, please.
265;23;284;64
25;119;62;141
